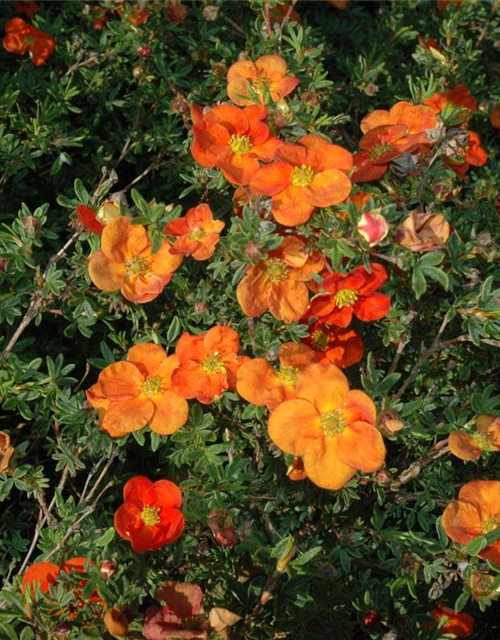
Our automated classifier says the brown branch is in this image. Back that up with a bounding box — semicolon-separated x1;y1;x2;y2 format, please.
391;439;450;489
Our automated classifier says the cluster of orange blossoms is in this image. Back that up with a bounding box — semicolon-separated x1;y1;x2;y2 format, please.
3;17;55;66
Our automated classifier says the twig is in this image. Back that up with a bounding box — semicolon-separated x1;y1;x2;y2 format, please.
387;311;418;377
391;439;450;489
81;446;119;505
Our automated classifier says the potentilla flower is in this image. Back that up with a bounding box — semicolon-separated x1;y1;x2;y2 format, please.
445;131;487;176
249;134;353;226
164;203;225;261
227;54;299;107
449;415;500;461
3;18;55;66
88;216;183;303
114;476;185;553
268;363;386;490
442;480;500;565
191;104;282;186
425;84;477;116
86;343;189;437
14;0;39;19
236;236;324;323
143;582;207;640
302;321;364;369
430;604;474;638
396;211;450;252
360;101;438;135
305;263;391;328
236;342;317;411
171;326;248;404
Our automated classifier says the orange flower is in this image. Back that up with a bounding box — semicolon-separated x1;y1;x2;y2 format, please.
449;415;500;461
302;321;364;368
490;107;500;130
438;0;463;11
250;134;352;226
86;343;189;437
164;203;225;261
442;480;500;565
14;1;39;19
114;476;185;553
191;104;282;186
269;3;300;23
236;342;317;411
360;101;438;135
88;216;182;303
305;263;391;328
425;84;477;116
3;18;55;66
430;604;474;638
171;326;248;404
268;363;385;490
237;236;323;323
227;54;299;107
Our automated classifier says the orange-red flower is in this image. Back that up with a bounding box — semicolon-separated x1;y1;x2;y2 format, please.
227;54;299;107
430;604;474;638
237;236;324;323
191;104;282;186
449;415;500;461
171;326;248;404
302;321;364;368
250;134;352;226
442;480;500;565
438;0;463;11
164;204;225;261
236;342;317;411
268;363;385;490
305;263;390;328
86;343;189;438
3;17;55;66
425;84;477;116
88;216;183;303
14;0;39;19
114;476;185;553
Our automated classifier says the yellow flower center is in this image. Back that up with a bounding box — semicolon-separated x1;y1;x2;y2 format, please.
320;410;346;437
228;134;252;155
369;142;393;160
334;289;358;309
202;354;225;375
290;164;314;187
126;255;150;278
253;76;270;97
482;514;500;534
265;258;289;283
471;432;493;451
188;227;206;241
141;375;163;397
141;506;160;526
278;366;300;386
311;329;329;351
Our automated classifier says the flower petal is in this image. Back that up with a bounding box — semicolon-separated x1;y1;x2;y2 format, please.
336;422;386;472
102;396;154;434
268;399;322;456
127;343;168;377
303;438;356;490
88;250;126;292
295;363;349;414
99;361;144;398
149;391;189;435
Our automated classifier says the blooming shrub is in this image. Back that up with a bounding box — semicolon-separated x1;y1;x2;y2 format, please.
1;0;500;639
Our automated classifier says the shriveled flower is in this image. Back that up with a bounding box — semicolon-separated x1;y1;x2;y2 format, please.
0;431;15;473
305;263;391;328
236;236;324;324
236;342;317;411
469;571;500;601
164;204;225;261
449;415;500;461
114;476;185;553
14;1;39;19
88;216;183;303
302;321;364;369
191;104;282;186
268;363;385;490
445;131;487;176
3;18;55;66
208;509;237;547
143;581;208;640
357;211;389;246
86;343;189;437
442;480;500;565
227;54;299;107
250;134;353;226
171;326;248;404
430;604;474;638
396;211;450;252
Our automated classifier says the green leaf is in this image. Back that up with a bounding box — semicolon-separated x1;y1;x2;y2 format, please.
466;535;488;556
420;266;449;291
412;267;427;299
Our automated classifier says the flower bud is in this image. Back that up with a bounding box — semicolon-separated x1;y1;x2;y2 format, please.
194;300;207;314
100;560;116;579
0;259;8;272
170;93;189;113
375;469;393;484
24;216;40;233
137;46;151;57
357;211;389;246
202;5;219;21
379;411;404;434
245;241;263;261
363;610;380;627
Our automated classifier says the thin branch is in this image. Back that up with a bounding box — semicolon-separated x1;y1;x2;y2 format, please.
391;439;450;489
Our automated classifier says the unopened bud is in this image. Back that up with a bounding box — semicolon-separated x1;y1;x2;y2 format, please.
245;241;263;261
100;561;116;579
380;411;404;434
357;211;389;246
137;46;151;56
